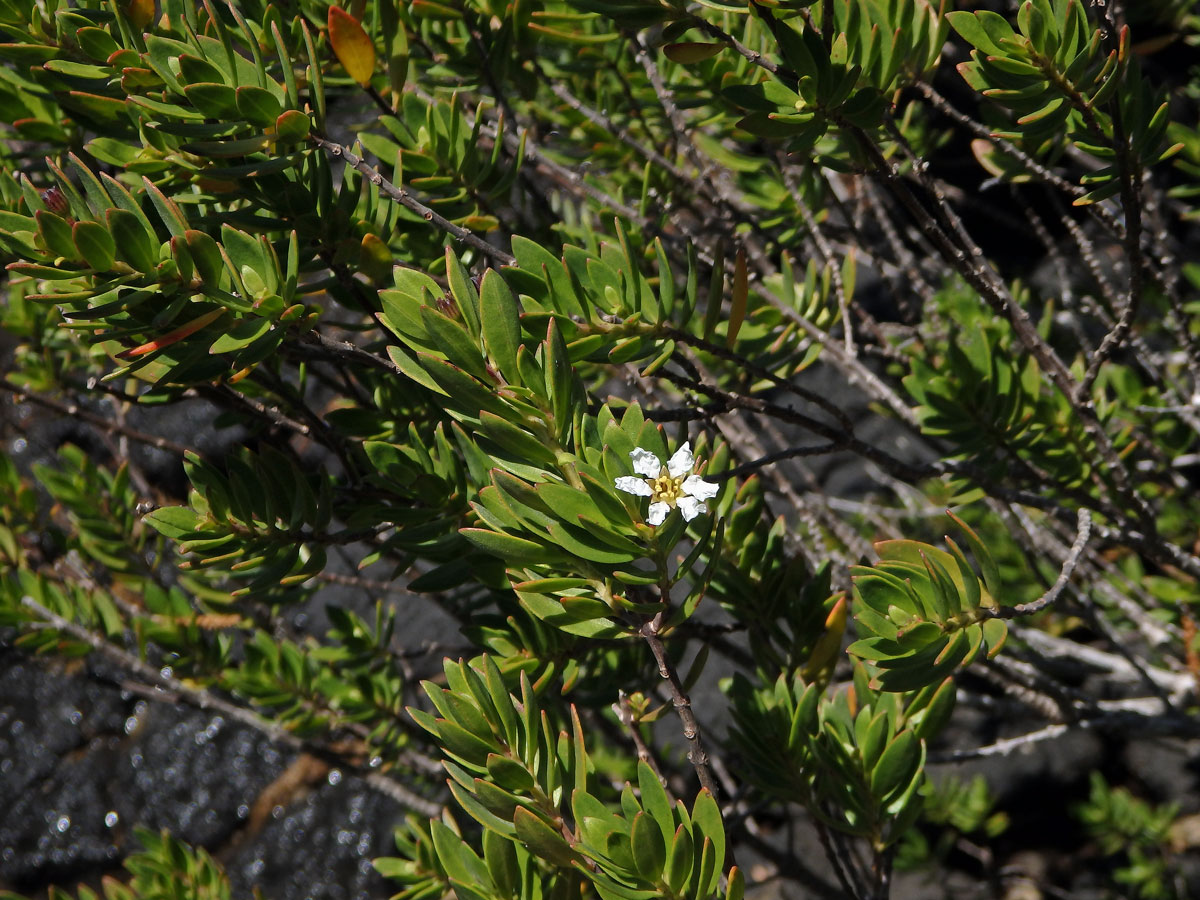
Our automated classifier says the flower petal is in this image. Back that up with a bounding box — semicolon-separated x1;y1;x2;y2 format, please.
678;495;706;521
647;501;671;526
630;447;663;478
681;475;719;501
615;476;653;497
666;442;694;479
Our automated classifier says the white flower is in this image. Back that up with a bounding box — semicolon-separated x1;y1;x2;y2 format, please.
614;442;720;526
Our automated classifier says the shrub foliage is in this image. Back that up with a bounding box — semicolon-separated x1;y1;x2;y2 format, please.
1;0;1199;897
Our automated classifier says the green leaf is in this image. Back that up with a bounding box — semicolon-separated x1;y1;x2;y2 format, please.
235;85;284;127
183;134;272;157
482;830;520;898
185;229;224;287
182;82;238;118
72;220;116;271
447;781;518;838
436;717;497;766
478;412;557;465
513;807;579;867
419;353;508;422
486;753;534;792
702;244;724;341
947;10;1013;56
107;208;159;274
982;617;1008;657
870;730;922;799
726;866;745;900
141;178;189;239
471;777;524;819
275;109;311;143
480;269;521;382
543;318;573;443
511;236;578;313
945;512;1001;598
60;90;126;123
129;93;207;121
210;317;272;353
461;528;553;564
444;248;481;337
907;681;955;744
545;521;637;564
44;58;112;80
33;211;79;263
421;305;489;379
690;789;725;878
727;248;748;348
480;657;518;744
532;481;605;525
76;26;119;61
510;577;590;593
662;41;724;63
220;224;266;276
430;821;490;887
637;760;674;848
143;506;201;538
664;824;694;895
630;811;666;882
517;589;623;638
177;53;226;86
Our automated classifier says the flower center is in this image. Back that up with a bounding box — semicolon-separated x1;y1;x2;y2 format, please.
651;470;685;507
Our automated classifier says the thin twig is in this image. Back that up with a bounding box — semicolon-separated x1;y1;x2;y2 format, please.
659;367;931;483
714;443;842;480
1075;105;1146;402
201;382;313;437
976;656;1073;721
641;611;717;796
915;81;1124;238
665;327;856;432
1072;595;1176;713
19;594;444;817
689;16;787;79
988;508;1091;619
547;80;689;184
929;708;1200;764
929;723;1070;762
2;378;194;458
613;690;664;778
308;132;516;267
780;167;857;355
814;817;866;900
298;330;403;376
858;117;1153;526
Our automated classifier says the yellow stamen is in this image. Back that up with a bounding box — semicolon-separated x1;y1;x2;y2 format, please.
651;470;686;507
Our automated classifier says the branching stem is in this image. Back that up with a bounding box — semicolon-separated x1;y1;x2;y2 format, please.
308;132;516;267
640;610;717;796
1076;99;1146;401
1;378;193;458
988;508;1091;619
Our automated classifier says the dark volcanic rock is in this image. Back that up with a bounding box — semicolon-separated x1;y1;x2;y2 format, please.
225;774;399;900
0;650;286;889
0;647;415;900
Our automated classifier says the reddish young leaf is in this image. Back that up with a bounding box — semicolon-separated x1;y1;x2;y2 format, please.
117;308;226;359
328;6;376;87
124;0;155;29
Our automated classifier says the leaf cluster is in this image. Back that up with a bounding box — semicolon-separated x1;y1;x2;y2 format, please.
2;0;1200;896
401;656;739;900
